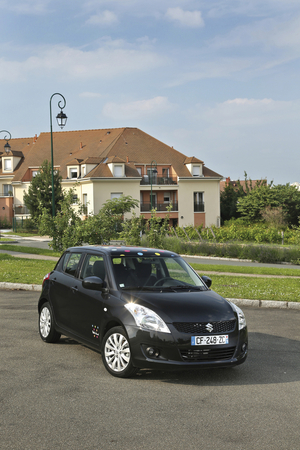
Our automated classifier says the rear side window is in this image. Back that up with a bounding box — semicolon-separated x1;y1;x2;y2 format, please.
63;253;82;277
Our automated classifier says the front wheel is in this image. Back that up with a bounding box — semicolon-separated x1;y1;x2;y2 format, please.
39;302;61;343
101;327;137;378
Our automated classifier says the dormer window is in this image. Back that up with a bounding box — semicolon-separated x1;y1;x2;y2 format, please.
192;166;201;177
113;165;123;177
69;168;78;179
4;158;12;171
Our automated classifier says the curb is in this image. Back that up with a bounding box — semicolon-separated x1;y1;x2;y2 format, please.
0;282;299;310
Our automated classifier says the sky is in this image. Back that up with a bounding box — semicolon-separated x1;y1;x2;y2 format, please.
1;0;300;185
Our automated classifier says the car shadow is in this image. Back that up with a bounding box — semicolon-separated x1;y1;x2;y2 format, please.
133;332;300;386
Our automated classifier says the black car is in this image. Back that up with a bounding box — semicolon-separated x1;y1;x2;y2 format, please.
38;246;248;378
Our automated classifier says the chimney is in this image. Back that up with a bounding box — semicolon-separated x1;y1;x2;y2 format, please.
126;156;129;163
33;134;37;144
226;177;231;184
80;142;83;149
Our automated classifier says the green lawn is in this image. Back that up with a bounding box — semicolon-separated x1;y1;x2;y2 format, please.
0;251;299;302
0;254;56;285
0;244;61;258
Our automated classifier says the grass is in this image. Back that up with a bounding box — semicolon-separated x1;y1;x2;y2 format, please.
208;274;300;302
0;254;56;285
0;244;61;258
190;263;300;277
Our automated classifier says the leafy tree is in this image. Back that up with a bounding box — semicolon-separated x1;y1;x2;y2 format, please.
220;180;245;223
23;160;63;222
39;189;83;252
120;212;144;246
237;184;300;226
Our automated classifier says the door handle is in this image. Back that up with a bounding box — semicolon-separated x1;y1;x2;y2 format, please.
71;286;79;292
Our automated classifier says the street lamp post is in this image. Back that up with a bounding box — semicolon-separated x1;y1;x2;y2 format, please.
150;160;157;210
49;93;67;217
0;130;12;237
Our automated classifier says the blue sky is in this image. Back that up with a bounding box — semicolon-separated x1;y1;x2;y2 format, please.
1;0;300;184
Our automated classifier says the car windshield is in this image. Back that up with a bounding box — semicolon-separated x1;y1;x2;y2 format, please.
111;255;206;291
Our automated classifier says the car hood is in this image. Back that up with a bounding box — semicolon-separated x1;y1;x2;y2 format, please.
121;289;235;323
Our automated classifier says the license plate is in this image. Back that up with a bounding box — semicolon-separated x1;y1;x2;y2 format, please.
191;335;229;346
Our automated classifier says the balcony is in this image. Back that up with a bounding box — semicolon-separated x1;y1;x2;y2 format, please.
0;192;13;197
194;203;205;212
140;202;178;212
140;176;177;186
14;205;30;215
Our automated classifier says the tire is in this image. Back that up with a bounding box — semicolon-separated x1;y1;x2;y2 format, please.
39;302;61;343
101;326;137;378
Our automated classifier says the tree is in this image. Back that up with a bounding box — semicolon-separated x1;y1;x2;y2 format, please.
39;189;83;252
237;184;300;226
220;180;245;223
23;160;63;222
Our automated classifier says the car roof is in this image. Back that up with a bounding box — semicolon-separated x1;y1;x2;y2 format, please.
66;246;179;258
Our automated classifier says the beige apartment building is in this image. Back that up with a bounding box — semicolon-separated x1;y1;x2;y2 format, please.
0;127;222;228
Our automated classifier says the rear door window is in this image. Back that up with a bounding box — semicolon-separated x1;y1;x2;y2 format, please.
62;253;82;277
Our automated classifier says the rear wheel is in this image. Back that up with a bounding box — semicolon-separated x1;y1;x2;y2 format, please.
101;327;137;378
39;302;61;343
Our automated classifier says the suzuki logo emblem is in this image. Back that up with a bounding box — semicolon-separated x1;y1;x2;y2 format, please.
206;323;213;332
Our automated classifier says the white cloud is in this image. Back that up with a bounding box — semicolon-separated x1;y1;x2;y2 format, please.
165;7;204;28
0;0;51;14
103;97;174;119
86;10;118;26
0;42;167;82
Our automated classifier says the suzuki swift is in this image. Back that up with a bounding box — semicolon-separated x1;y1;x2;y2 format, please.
38;246;248;378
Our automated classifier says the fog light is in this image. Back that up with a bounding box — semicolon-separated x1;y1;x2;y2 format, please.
147;347;155;357
241;343;247;352
154;350;160;358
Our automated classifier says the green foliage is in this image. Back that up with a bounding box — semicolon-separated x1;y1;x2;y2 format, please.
120;212;144;246
39;189;83;252
220;180;245;223
237;183;300;226
145;206;171;248
23;160;63;222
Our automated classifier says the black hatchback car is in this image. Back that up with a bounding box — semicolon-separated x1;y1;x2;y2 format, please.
38;246;248;377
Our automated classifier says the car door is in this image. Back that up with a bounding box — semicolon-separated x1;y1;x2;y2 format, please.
66;252;109;343
49;251;84;332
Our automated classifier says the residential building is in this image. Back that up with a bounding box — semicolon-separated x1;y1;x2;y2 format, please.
0;128;222;227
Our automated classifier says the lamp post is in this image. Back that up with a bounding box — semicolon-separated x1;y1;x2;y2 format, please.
0;130;12;237
49;93;67;217
150;160;157;210
0;130;12;153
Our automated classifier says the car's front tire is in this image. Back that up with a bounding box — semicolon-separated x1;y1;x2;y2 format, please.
101;326;137;378
39;302;61;343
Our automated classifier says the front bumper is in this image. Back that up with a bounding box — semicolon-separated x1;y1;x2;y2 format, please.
125;325;248;370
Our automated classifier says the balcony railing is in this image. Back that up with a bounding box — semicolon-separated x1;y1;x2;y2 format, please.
0;192;13;197
14;205;30;215
140;176;177;186
140;202;178;212
194;203;205;212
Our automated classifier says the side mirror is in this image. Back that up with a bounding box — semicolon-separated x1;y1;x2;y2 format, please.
82;276;105;291
201;275;212;288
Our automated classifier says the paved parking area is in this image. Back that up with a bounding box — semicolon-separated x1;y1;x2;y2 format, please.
1;290;300;450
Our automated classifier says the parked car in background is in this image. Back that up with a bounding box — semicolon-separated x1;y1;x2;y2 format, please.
38;246;248;378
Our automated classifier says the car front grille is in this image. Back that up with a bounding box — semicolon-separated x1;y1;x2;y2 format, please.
173;319;236;334
180;347;235;362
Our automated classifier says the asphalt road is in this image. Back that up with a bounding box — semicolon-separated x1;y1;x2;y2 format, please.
1;289;300;450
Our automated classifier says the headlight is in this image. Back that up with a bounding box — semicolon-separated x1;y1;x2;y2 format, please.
230;302;247;330
125;303;171;333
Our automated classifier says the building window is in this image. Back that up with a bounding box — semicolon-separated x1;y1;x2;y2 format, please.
192;166;200;177
81;166;86;177
164;192;170;203
4;159;12;171
70;168;78;178
3;184;12;196
194;192;204;212
32;171;39;178
113;165;123;177
136;167;142;176
111;193;123;199
72;194;78;204
83;194;88;215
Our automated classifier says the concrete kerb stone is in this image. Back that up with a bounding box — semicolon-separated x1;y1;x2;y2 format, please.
0;281;299;309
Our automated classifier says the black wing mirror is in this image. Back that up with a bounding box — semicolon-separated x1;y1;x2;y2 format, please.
82;276;106;291
201;276;212;288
